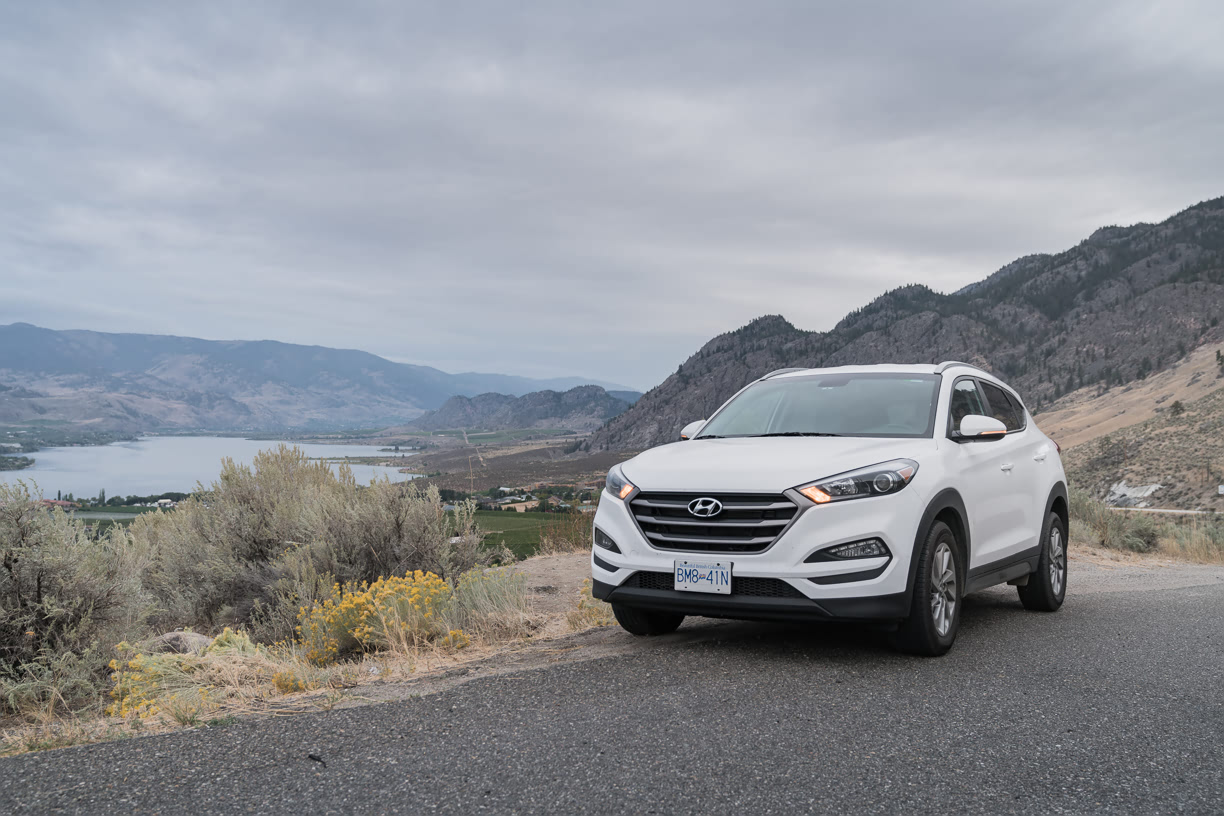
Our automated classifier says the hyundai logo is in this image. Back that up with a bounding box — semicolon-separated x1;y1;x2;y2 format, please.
688;497;723;518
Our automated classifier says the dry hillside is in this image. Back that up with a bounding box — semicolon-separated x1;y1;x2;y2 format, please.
1061;379;1224;510
1034;340;1224;449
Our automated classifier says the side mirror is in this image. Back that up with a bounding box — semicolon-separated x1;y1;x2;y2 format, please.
956;414;1007;441
679;420;706;440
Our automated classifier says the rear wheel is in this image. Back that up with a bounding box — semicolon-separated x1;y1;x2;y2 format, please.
891;521;962;656
1017;511;1067;612
611;604;685;636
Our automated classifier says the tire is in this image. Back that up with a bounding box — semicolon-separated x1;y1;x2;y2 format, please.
611;604;685;636
891;520;962;656
1017;511;1067;612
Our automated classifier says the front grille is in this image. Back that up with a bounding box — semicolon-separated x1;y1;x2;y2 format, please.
629;492;799;553
624;571;806;599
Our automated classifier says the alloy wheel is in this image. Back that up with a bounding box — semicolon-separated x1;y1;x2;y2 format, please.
929;540;957;636
1049;525;1066;596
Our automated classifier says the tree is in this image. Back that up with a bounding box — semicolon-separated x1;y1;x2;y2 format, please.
99;488;106;505
1169;400;1185;418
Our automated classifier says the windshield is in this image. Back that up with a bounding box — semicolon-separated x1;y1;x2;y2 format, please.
696;373;940;439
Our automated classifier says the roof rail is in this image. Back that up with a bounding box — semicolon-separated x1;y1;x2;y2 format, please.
761;367;808;380
935;360;991;375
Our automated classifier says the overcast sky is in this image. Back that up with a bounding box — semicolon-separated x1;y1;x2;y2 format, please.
2;1;1222;390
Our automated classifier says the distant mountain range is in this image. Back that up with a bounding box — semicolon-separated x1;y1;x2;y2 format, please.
408;385;637;433
0;324;633;431
588;196;1224;451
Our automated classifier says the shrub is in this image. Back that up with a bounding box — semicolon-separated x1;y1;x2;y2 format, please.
1;482;152;716
445;568;532;641
296;571;459;664
129;445;505;636
105;628;324;720
1070;487;1161;553
295;567;530;665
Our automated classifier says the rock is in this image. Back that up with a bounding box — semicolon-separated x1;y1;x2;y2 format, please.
1105;480;1163;508
146;631;213;655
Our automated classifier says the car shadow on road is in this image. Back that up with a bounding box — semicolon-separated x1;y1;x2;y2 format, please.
650;586;1029;659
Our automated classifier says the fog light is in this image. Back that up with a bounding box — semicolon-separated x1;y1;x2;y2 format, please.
594;528;621;553
826;538;889;559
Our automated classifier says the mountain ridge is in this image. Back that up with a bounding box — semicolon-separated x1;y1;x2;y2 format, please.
587;196;1224;451
407;385;635;432
0;324;631;431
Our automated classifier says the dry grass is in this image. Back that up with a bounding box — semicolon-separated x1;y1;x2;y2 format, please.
535;511;593;556
1070;488;1224;564
565;579;616;630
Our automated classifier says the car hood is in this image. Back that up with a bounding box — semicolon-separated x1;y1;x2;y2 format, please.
621;436;938;494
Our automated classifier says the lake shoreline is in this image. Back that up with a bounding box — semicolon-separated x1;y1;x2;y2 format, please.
0;436;419;499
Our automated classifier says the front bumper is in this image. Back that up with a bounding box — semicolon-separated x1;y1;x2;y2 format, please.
590;486;924;622
592;578;908;622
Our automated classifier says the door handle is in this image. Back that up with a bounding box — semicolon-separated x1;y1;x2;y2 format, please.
1000;463;1014;472
1033;453;1047;462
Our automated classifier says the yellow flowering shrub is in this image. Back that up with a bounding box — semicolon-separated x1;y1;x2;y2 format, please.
296;581;369;665
271;669;318;694
356;571;454;651
295;570;465;665
106;644;160;719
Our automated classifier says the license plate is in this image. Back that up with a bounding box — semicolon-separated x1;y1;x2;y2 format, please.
674;560;732;594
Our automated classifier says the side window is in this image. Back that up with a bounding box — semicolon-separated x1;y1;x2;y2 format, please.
948;378;987;434
980;381;1024;431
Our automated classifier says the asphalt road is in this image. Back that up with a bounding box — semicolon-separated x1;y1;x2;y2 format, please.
4;562;1223;815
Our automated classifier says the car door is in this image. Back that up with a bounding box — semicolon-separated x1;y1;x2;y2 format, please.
977;380;1041;560
945;377;1017;570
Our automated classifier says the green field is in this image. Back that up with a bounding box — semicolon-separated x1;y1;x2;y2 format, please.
399;428;576;445
473;509;583;558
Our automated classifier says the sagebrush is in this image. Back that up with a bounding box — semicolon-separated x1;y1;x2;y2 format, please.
1;446;513;720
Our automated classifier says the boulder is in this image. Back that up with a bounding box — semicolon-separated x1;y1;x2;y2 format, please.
146;631;213;655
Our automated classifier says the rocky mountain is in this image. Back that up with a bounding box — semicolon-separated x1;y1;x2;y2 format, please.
589;196;1224;451
408;385;636;432
0;324;631;431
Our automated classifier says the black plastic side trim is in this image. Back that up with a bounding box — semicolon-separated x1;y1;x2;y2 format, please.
965;547;1040;594
592;579;909;622
592;552;620;573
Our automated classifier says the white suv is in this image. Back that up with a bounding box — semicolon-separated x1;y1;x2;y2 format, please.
590;362;1067;655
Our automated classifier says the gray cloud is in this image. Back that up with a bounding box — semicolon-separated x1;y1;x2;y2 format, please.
2;0;1222;389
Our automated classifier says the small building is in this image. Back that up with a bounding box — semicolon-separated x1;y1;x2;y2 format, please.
502;500;540;513
40;499;80;510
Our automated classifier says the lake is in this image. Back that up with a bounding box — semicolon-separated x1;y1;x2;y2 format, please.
0;436;419;498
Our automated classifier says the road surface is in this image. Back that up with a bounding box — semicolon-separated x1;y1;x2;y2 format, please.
3;553;1222;814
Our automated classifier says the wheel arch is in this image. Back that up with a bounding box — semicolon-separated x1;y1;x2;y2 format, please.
1046;481;1069;533
904;488;970;604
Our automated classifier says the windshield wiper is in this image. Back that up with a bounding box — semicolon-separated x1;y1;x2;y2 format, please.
693;434;727;439
753;432;842;437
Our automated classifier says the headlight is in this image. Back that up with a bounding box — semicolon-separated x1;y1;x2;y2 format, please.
796;459;918;504
605;463;636;501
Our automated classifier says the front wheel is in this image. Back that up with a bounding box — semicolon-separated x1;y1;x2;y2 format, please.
1017;511;1067;612
891;520;962;656
611;604;685;636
